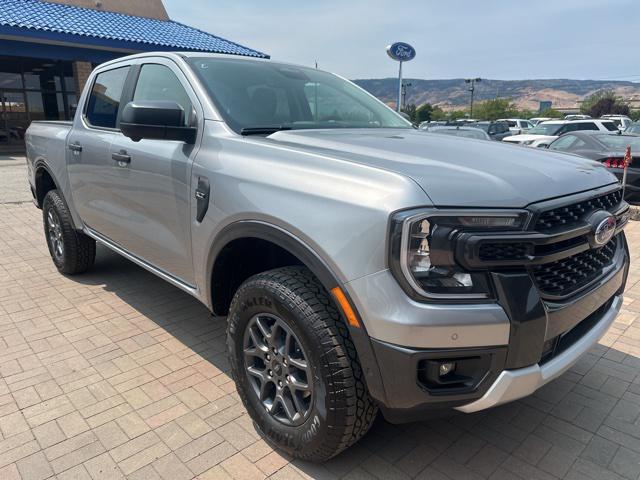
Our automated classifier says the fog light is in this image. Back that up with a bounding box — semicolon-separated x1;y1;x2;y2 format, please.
439;362;455;376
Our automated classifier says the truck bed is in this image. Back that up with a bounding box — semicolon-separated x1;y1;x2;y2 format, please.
25;120;73;206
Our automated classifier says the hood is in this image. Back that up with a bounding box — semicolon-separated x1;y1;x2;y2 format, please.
263;129;618;208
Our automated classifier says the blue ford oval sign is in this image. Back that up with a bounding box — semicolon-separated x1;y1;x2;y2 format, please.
386;42;416;62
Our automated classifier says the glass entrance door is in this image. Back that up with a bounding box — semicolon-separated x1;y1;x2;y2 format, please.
0;91;28;151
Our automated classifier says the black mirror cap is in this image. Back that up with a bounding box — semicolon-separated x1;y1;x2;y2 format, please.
120;101;197;144
121;100;184;126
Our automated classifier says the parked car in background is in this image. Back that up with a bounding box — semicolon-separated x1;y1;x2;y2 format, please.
418;120;447;128
504;119;619;148
565;114;592;120
498;118;534;135
468;121;512;140
530;117;552;126
602;115;633;131
625;122;640;135
421;125;492;140
547;131;640;204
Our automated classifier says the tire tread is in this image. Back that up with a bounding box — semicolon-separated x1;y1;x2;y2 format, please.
227;266;377;461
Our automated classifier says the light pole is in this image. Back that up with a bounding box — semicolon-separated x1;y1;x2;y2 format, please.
402;82;412;110
465;77;482;118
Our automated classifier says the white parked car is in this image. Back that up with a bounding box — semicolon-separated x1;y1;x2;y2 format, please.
565;114;592;120
497;118;534;135
530;117;552;126
601;115;633;131
503;119;619;148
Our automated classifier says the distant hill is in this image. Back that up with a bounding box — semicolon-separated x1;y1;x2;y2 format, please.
353;78;640;111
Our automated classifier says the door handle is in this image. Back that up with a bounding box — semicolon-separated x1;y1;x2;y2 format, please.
112;150;131;165
68;143;82;153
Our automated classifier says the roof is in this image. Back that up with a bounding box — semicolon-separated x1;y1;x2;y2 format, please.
0;0;268;58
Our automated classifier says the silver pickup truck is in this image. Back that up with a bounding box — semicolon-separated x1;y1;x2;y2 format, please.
26;52;630;461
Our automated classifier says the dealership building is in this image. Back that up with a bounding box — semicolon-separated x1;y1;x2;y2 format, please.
0;0;267;151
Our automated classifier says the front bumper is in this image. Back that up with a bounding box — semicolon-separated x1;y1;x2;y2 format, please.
456;294;622;413
347;230;628;423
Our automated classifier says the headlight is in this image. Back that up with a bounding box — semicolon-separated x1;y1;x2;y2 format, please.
389;209;529;301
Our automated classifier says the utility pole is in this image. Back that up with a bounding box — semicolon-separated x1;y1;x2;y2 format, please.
464;77;482;118
402;82;412;110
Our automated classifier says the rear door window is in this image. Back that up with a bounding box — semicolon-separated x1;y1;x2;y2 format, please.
602;121;619;132
577;122;598;131
550;135;578;151
85;67;130;129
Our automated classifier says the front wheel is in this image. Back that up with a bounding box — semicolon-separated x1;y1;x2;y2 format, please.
227;266;377;461
42;190;96;274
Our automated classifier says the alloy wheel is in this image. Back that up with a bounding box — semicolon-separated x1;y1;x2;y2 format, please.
46;209;64;261
243;314;313;426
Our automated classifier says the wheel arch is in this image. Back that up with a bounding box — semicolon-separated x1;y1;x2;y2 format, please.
34;161;58;208
206;221;340;316
205;220;387;404
33;161;79;230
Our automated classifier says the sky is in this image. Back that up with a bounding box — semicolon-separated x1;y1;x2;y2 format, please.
164;0;640;82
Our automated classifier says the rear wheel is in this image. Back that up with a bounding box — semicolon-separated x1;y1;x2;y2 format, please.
227;266;377;461
42;190;95;274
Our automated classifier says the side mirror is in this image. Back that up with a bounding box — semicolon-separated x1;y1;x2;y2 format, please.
538;143;549;149
120;101;197;143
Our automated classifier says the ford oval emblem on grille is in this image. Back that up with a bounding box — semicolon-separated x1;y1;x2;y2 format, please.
593;213;616;246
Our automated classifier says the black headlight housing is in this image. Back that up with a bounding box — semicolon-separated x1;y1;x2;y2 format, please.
388;209;530;302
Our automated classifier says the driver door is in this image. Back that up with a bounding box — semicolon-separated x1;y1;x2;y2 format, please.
105;58;202;286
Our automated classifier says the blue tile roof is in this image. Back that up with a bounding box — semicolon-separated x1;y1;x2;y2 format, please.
0;0;268;58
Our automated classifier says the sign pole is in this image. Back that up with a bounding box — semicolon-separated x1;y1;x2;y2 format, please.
386;42;416;114
397;61;403;112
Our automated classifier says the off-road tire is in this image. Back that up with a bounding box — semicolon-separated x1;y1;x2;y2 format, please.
227;266;377;461
42;190;96;274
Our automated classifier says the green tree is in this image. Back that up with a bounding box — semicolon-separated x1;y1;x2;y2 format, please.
580;90;630;117
629;110;640;122
415;103;433;123
518;109;535;119
401;103;417;122
471;98;518;120
537;108;564;119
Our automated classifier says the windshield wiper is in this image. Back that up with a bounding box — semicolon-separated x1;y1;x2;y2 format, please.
240;126;292;136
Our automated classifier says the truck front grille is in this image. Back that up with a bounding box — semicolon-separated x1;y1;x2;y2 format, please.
479;242;530;261
530;237;617;298
534;190;622;231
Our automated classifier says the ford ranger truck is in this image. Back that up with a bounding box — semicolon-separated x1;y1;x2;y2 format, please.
25;52;630;461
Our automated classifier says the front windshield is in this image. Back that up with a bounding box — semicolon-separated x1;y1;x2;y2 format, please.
595;134;640;150
187;57;411;133
627;124;640;134
528;123;563;135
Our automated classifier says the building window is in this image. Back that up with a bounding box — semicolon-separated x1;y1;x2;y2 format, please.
0;56;79;149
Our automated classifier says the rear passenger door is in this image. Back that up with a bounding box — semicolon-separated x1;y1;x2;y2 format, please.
67;64;131;234
105;58;201;285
